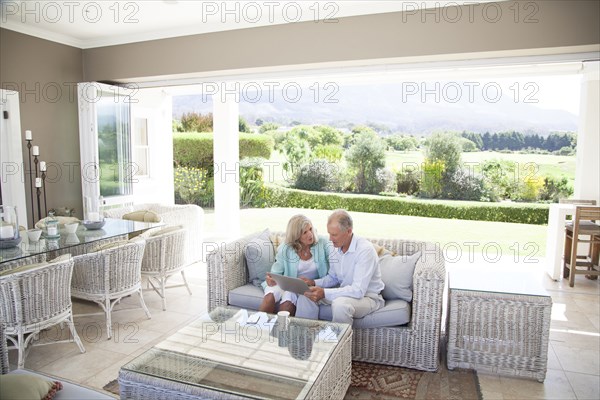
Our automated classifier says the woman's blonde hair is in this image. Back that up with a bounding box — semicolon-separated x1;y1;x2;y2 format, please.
285;214;318;252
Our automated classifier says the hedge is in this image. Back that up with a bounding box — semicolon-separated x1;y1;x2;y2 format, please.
173;132;273;167
261;185;549;225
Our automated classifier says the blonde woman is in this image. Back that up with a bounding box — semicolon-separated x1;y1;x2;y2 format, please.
259;215;330;316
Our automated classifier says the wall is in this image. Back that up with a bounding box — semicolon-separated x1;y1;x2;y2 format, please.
1;0;599;216
83;0;600;82
0;29;84;220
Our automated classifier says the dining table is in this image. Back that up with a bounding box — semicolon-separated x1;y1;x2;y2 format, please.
0;218;162;267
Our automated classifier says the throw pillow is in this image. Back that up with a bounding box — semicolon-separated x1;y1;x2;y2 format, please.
122;210;162;223
245;229;275;287
0;375;63;400
34;216;79;230
379;251;421;302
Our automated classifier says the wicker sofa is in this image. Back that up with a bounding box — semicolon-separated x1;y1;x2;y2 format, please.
103;203;204;266
207;232;446;372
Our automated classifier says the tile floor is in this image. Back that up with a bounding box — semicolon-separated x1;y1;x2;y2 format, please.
5;251;600;400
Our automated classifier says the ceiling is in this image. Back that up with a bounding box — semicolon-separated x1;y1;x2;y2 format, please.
0;0;498;49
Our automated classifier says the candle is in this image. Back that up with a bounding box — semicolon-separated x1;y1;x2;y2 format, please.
35;177;42;187
40;161;46;171
87;212;100;222
0;225;14;239
32;146;39;156
47;225;58;236
25;130;32;140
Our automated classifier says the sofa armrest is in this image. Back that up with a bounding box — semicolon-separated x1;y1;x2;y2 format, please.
207;233;258;311
410;242;445;331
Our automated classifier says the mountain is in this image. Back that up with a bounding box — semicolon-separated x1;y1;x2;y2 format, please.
172;81;577;135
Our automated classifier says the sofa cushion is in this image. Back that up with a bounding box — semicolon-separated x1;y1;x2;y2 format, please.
379;251;421;302
318;299;411;328
228;284;411;329
229;284;265;311
244;229;275;287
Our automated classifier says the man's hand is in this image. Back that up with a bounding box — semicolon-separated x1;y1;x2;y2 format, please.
265;273;276;287
299;277;315;286
303;286;324;302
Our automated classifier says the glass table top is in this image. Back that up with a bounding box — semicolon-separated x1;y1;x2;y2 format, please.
121;307;350;399
0;218;161;264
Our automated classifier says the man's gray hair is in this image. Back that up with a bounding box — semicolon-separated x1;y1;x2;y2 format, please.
328;209;353;231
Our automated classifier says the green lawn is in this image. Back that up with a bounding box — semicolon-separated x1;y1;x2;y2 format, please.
205;207;548;257
387;150;575;184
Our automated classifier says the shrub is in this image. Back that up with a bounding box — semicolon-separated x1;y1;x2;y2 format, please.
294;159;341;192
420;160;444;198
259;185;549;225
174;166;214;207
539;176;573;203
441;169;491;201
375;167;396;193
173;132;274;168
240;158;267;208
396;170;420;195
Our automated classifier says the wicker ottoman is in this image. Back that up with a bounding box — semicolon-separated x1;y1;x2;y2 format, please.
447;269;552;382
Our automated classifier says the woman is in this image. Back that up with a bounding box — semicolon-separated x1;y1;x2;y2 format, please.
259;214;329;316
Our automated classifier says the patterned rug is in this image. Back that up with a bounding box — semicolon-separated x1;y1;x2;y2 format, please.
345;362;482;400
104;362;481;400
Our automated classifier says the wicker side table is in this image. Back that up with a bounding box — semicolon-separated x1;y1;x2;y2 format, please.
447;269;552;382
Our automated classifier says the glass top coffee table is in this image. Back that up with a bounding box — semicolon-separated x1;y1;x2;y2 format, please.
119;307;352;399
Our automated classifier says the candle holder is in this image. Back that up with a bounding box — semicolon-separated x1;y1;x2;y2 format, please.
26;139;35;227
33;155;42;222
41;169;48;216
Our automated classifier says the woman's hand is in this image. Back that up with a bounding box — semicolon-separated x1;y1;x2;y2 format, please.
265;273;276;287
299;276;315;286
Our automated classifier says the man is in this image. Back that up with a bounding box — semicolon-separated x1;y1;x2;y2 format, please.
296;209;385;324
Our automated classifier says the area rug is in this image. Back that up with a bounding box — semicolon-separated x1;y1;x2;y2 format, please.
104;362;481;400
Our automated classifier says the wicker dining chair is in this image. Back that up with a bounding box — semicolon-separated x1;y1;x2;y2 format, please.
0;255;86;368
71;239;151;339
563;206;600;287
140;227;190;311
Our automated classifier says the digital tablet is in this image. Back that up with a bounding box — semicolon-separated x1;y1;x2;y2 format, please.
269;273;310;295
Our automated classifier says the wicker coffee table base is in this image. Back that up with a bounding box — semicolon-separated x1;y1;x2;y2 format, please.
119;327;352;400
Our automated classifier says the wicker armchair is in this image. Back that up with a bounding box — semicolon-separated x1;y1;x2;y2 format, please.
141;228;190;310
0;256;86;368
207;232;446;372
71;239;151;339
103;203;204;266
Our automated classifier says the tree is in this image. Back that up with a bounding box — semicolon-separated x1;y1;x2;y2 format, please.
255;118;264;126
345;130;386;193
181;112;213;132
259;122;280;134
313;125;344;147
423;132;462;175
239;116;251;133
